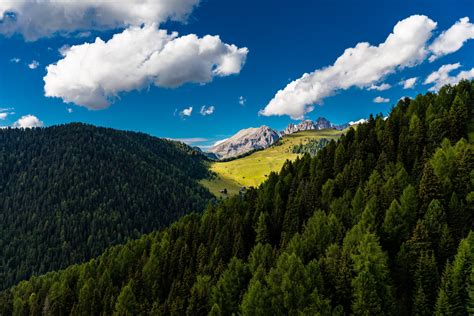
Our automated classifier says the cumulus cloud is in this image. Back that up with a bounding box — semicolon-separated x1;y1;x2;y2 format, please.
180;106;193;117
260;15;437;119
28;60;39;69
67;108;73;113
200;105;215;116
401;77;418;89
10;57;20;63
0;113;8;120
239;96;246;106
368;83;391;91
0;0;200;41
12;115;44;128
44;24;248;109
424;63;474;91
429;17;474;62
373;96;390;103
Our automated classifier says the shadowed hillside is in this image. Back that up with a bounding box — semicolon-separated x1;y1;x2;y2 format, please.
0;123;213;289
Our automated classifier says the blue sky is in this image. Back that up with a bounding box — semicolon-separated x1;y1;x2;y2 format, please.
0;0;473;148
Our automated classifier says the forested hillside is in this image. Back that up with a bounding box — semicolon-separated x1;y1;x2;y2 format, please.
1;80;473;315
0;123;212;290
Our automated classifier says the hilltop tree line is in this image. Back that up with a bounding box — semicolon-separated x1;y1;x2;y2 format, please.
0;80;473;315
292;138;331;156
0;124;212;290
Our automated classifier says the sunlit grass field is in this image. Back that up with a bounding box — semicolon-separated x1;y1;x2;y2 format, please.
201;129;343;197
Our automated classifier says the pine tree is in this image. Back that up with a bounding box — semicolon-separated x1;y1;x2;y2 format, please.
240;280;271;316
255;212;269;244
449;95;469;141
210;257;251;316
351;187;365;224
209;304;222;316
435;232;474;315
351;233;395;315
399;185;418;232
382;199;407;253
418;162;442;213
187;275;211;316
114;282;138;316
413;251;439;315
265;252;312;314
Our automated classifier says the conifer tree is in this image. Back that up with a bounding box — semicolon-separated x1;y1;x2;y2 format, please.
413;251;439;315
351;233;395;315
255;212;269;244
419;162;442;212
114;282;138;316
449;95;469;141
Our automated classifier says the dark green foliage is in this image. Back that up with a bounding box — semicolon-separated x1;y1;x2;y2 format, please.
435;232;474;315
0;123;212;289
292;138;330;156
0;81;473;315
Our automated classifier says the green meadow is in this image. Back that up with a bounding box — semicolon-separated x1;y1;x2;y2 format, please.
201;129;343;197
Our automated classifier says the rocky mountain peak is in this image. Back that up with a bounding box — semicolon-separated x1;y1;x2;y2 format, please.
208;125;280;160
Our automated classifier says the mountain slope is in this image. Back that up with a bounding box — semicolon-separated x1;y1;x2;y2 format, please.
201;129;342;196
0;123;212;289
208;126;279;159
0;80;473;315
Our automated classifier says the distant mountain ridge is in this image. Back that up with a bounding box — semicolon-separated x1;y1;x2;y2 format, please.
208;117;358;159
281;117;350;135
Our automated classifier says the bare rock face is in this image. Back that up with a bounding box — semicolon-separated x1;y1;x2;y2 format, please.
208;126;279;159
315;117;332;129
282;117;335;135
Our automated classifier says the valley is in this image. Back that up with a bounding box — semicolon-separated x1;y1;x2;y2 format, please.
201;129;343;196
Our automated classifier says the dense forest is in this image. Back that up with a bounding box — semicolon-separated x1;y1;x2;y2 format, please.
0;80;473;315
0;124;212;290
292;138;331;156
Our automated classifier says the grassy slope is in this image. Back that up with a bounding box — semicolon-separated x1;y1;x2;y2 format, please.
201;129;342;197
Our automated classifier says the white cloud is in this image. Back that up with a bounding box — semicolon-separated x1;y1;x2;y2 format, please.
10;57;20;63
429;17;474;62
424;63;474;91
0;108;14;120
368;83;391;91
180;106;193;117
0;0;200;41
373;96;390;103
239;96;246;106
12;115;44;128
260;15;437;119
28;60;39;69
44;24;248;109
401;77;418;89
200;105;215;116
67;108;73;113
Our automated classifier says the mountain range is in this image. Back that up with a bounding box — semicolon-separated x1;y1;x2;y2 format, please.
208;117;358;159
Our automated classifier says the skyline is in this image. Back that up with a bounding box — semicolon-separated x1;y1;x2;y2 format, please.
1;0;473;149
